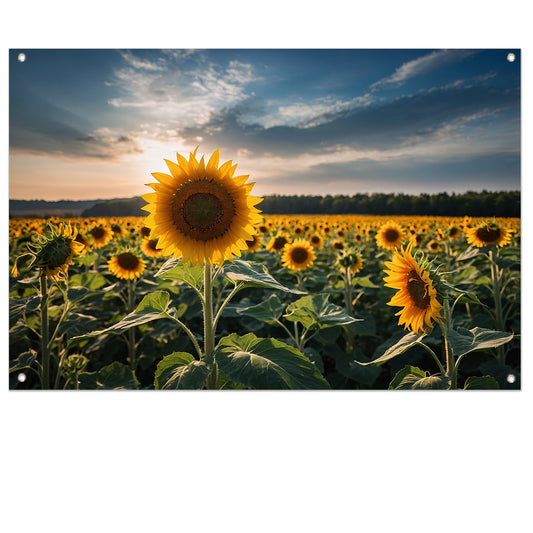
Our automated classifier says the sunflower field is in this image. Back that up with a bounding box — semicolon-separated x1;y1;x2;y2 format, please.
9;150;521;391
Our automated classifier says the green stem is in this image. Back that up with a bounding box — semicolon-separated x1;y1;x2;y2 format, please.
440;300;456;389
127;279;136;371
274;319;298;346
344;266;353;315
167;315;203;359
40;272;50;390
213;281;244;331
488;250;506;365
416;341;446;376
203;263;218;389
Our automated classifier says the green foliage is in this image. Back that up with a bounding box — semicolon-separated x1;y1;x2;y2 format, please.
154;352;211;390
284;293;361;330
78;361;140;390
214;333;331;389
389;366;450;390
447;327;514;358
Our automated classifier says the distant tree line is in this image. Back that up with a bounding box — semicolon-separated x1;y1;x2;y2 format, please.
259;190;520;217
74;190;520;218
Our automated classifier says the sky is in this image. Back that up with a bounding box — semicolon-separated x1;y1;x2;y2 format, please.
9;48;521;201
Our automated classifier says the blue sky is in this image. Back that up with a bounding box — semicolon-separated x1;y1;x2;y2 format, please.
9;48;520;200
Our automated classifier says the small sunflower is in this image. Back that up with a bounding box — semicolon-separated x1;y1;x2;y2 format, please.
282;239;316;271
12;223;85;281
427;239;441;253
350;253;363;274
447;225;461;241
108;251;146;280
331;239;344;251
383;244;444;335
309;234;324;249
139;225;151;238
465;221;512;248
73;232;91;254
336;249;363;274
142;148;263;266
375;220;405;251
244;234;261;253
89;225;113;249
267;235;289;252
141;238;165;258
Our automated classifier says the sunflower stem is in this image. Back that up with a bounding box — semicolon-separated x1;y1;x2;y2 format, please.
127;279;136;371
204;263;218;389
488;250;506;365
441;299;456;389
39;271;50;390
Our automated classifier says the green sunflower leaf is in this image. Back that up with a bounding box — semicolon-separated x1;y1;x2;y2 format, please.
446;327;514;358
70;290;173;342
222;259;305;293
154;352;211;390
9;349;37;372
456;246;482;262
389;365;450;390
284;293;361;330
69;272;108;290
155;258;204;289
235;293;284;324
78;361;140;390
356;331;426;366
463;376;500;390
214;333;330;389
9;295;41;326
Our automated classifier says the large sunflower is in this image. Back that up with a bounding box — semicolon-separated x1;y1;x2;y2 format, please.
282;239;316;271
465;221;512;248
375;220;405;251
108;251;146;280
383;244;444;335
142;148;263;266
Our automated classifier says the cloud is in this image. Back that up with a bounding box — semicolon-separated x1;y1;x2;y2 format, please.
9;87;143;160
181;82;519;158
119;50;166;71
370;50;478;91
107;51;258;129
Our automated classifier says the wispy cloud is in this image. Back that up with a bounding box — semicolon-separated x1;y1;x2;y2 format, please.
107;51;258;128
182;82;518;158
370;50;478;91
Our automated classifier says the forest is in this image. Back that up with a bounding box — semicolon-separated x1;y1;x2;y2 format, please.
10;190;520;218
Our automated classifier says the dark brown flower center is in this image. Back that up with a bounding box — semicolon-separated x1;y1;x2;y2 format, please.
385;228;400;242
91;227;105;239
406;269;431;309
140;226;151;237
476;226;501;243
171;179;235;241
148;239;160;251
246;235;258;248
333;241;344;250
311;236;320;244
290;247;309;264
272;236;288;250
116;252;140;271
